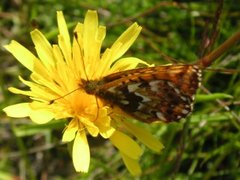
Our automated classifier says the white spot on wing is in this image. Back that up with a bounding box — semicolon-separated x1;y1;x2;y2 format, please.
180;95;187;101
177;115;182;119
149;80;160;92
108;86;116;93
120;100;129;105
193;65;199;70
167;81;174;88
185;105;190;108
156;112;166;120
174;87;180;94
190;103;194;110
167;81;180;94
137;103;145;110
192;96;195;100
182;109;189;114
192;68;197;72
127;83;141;92
135;92;151;102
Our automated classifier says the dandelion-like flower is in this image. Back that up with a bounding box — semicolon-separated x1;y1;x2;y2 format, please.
3;10;164;175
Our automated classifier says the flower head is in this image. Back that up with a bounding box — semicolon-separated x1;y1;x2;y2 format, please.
3;10;163;175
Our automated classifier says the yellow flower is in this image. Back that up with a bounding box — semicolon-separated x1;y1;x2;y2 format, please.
3;10;164;175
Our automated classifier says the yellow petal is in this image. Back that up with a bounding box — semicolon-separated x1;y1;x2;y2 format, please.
110;130;143;159
57;11;71;53
94;107;115;138
3;103;31;117
97;115;115;138
4;41;49;77
100;23;141;75
120;152;142;176
31;29;54;69
4;41;38;72
29;108;55;124
62;120;78;142
80;116;99;137
109;23;141;62
17;76;55;101
96;26;106;44
72;131;90;172
111;23;142;60
122;120;164;153
62;127;77;142
27;102;55;124
83;10;98;66
109;57;151;74
73;24;86;79
57;11;71;64
99;48;112;77
100;128;115;139
8;87;33;97
52;44;72;84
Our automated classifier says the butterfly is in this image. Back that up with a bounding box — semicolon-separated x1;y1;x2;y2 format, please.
82;64;202;123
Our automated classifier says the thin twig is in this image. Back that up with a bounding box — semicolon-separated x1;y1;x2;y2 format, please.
196;31;240;68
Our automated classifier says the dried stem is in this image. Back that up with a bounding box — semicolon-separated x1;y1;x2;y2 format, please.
196;31;240;68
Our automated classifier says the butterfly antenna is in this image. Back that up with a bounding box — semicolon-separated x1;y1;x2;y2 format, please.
49;33;89;104
74;32;89;82
49;88;81;104
74;32;100;119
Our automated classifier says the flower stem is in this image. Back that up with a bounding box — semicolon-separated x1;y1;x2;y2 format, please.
197;31;240;68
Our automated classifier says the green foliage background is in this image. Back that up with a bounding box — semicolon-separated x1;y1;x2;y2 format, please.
0;1;239;179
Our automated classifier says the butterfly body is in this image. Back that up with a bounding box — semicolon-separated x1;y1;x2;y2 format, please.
83;64;202;123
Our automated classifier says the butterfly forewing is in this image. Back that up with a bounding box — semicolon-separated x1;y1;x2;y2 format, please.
83;64;202;123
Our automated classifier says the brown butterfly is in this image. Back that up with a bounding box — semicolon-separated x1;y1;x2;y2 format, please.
82;64;202;123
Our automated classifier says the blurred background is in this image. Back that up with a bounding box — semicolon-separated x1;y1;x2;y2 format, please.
0;0;239;179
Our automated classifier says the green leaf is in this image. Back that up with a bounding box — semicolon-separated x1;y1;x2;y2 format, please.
196;93;233;102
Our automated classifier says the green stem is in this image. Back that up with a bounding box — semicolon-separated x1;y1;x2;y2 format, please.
197;31;240;68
